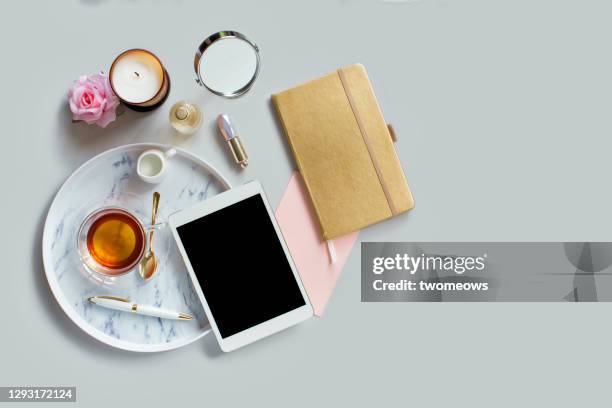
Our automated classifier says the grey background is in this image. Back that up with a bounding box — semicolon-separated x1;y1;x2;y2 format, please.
1;0;611;406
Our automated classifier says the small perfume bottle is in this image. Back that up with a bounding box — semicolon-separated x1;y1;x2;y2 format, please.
169;101;203;135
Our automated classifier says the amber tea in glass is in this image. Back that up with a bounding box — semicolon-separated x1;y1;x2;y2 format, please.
81;208;146;275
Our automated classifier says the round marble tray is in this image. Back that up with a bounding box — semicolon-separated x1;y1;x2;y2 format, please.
42;143;231;352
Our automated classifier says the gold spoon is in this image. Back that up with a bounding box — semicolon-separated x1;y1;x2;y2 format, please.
139;191;160;281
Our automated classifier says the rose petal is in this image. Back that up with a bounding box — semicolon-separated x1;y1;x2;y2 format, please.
96;106;117;127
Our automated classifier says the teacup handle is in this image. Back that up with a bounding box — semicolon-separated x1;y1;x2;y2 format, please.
145;221;167;232
164;148;177;159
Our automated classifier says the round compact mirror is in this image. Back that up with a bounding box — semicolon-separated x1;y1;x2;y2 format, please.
194;31;260;98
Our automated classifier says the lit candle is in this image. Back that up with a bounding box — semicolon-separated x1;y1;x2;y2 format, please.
109;49;170;111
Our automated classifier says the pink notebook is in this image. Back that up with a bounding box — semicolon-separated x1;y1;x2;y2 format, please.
275;172;359;316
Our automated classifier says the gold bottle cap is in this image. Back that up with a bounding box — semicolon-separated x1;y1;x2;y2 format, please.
175;105;189;121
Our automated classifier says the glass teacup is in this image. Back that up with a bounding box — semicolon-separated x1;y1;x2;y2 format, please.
77;207;153;277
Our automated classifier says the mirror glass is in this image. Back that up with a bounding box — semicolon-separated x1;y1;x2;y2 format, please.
196;34;259;97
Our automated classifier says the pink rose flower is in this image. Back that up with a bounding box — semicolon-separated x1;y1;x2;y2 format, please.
68;73;120;128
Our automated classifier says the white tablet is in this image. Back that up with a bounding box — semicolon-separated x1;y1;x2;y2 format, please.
168;181;313;352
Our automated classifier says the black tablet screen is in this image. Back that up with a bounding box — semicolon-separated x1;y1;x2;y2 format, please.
176;194;306;338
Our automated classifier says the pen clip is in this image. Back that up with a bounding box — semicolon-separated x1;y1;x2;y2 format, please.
88;295;131;303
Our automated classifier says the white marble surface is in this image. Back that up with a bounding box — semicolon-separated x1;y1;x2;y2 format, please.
43;143;229;351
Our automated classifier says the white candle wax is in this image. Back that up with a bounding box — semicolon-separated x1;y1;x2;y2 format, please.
110;50;164;104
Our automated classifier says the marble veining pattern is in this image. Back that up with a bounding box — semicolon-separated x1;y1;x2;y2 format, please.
44;145;227;349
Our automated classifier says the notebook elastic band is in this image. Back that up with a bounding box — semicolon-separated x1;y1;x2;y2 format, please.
337;68;397;215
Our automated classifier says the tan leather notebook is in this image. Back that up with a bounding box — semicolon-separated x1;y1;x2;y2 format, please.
272;64;414;239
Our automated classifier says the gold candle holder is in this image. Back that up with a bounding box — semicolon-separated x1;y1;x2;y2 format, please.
109;49;170;112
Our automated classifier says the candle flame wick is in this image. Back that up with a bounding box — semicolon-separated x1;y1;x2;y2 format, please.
134;71;140;78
